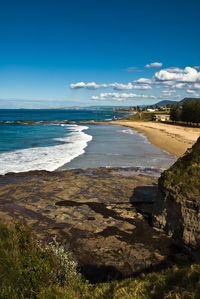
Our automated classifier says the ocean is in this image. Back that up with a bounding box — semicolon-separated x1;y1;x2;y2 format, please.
0;109;176;175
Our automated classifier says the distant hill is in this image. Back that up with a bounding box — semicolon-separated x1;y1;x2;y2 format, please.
152;98;200;107
84;105;131;109
179;97;200;104
152;100;178;107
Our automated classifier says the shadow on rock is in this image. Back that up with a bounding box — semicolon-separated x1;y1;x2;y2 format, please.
130;185;158;205
79;265;123;283
130;185;159;225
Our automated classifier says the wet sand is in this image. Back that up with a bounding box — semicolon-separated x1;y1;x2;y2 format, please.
96;120;200;157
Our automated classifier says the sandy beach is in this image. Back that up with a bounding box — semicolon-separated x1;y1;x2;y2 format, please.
106;121;200;157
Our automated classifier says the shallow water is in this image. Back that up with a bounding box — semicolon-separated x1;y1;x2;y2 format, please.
60;124;176;170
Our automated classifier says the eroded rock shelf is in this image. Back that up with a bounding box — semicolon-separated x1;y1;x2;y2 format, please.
0;167;176;282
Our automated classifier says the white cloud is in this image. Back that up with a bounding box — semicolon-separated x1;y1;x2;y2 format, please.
173;83;187;89
152;78;174;88
191;83;200;90
110;83;152;90
186;89;200;97
134;78;152;84
110;83;134;90
154;67;200;83
70;82;86;89
133;85;152;90
161;89;176;96
85;82;107;89
70;81;152;91
186;89;197;94
145;62;163;68
92;92;156;101
162;89;176;94
70;82;109;89
167;82;200;91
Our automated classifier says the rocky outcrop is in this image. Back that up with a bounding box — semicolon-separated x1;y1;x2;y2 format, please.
153;137;200;249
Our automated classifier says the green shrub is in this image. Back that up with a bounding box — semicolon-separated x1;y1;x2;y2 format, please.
0;221;56;298
128;111;153;122
45;239;81;287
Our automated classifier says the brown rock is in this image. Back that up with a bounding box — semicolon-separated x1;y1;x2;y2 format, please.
0;167;175;282
153;137;200;249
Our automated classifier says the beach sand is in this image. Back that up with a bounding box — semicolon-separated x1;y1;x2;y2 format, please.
107;121;200;157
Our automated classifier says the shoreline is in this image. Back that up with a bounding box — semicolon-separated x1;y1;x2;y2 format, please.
81;120;200;157
0;120;176;175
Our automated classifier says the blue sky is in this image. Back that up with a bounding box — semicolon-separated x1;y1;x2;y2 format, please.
0;0;200;108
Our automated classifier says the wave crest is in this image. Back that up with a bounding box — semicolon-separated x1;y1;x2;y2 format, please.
0;124;92;175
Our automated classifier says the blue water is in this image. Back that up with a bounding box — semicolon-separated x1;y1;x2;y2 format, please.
0;109;124;122
0;109;126;153
0;109;176;175
0;123;68;152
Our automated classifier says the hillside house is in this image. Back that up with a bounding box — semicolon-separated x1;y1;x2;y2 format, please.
152;114;170;122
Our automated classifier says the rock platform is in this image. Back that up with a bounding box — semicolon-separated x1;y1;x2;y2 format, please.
0;167;178;282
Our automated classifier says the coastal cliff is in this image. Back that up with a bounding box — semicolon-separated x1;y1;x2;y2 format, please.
153;136;200;249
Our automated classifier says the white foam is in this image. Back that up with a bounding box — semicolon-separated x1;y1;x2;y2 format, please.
119;128;137;135
0;124;92;175
120;128;150;144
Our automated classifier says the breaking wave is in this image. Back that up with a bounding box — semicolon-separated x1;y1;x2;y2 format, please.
0;124;92;175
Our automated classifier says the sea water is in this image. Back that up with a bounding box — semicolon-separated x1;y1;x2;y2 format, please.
61;124;176;172
0;109;176;175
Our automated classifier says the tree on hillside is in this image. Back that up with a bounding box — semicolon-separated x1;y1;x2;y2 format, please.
170;104;182;121
182;100;200;124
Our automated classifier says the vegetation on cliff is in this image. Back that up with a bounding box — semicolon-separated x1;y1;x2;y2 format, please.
128;111;153;122
159;136;200;202
156;137;200;248
1;221;200;298
0;221;81;298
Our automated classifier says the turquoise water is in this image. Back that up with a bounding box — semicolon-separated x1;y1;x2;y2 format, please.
0;109;125;152
0;109;176;175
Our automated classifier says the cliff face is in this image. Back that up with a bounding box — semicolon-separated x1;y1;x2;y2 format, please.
153;137;200;249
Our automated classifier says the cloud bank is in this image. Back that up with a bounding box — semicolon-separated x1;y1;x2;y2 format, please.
153;67;200;96
92;93;156;101
154;67;200;83
70;82;152;90
69;65;200;102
